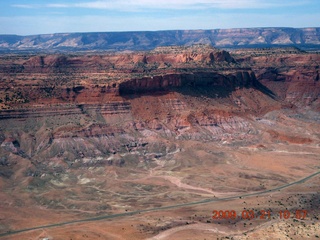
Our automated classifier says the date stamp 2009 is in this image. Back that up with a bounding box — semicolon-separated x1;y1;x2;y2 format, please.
212;209;308;220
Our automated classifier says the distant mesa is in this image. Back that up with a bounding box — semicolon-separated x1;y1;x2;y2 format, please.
1;27;320;52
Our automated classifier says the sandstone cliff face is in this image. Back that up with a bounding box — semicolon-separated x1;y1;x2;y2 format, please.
118;71;255;95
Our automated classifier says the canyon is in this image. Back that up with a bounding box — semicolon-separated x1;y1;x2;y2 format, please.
0;44;319;239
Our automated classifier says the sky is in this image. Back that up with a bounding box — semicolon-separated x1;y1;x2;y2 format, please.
0;0;319;35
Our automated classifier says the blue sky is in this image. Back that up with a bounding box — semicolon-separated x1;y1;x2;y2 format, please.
0;0;319;35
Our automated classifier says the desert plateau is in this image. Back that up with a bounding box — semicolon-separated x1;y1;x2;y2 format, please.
0;40;319;240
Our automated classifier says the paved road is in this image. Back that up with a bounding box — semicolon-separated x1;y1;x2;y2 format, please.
1;170;319;238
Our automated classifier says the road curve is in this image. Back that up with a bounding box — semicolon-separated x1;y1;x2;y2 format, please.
1;170;319;238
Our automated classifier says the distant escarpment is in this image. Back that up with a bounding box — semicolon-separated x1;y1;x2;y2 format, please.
1;27;320;52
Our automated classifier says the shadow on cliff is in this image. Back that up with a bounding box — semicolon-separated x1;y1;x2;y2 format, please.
253;80;277;100
175;81;276;100
119;71;277;101
120;84;277;109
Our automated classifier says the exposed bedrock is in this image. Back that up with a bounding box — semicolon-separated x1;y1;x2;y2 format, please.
0;46;319;167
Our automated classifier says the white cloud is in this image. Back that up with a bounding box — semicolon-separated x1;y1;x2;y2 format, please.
7;0;315;35
11;0;308;11
47;4;69;8
1;12;318;35
11;4;40;9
